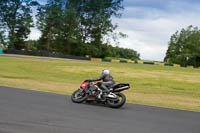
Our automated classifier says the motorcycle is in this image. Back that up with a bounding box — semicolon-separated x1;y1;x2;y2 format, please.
71;80;130;108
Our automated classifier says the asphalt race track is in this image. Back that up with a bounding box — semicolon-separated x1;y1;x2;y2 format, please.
0;86;200;133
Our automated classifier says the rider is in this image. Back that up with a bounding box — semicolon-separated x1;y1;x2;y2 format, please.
88;69;115;94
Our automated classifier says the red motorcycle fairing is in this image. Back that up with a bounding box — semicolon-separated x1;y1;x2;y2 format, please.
80;81;89;89
80;81;96;100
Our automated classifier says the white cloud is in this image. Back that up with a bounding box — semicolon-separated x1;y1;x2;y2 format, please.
28;28;41;40
113;4;200;61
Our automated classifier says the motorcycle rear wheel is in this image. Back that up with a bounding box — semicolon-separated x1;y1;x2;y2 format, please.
71;89;88;103
107;92;126;108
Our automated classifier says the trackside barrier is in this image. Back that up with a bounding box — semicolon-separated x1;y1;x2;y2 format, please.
91;58;102;62
120;60;128;63
187;66;194;68
143;62;154;65
154;62;164;66
173;64;181;67
137;60;144;64
102;59;111;62
93;58;198;69
164;64;173;66
111;59;120;63
3;49;198;69
4;49;90;60
127;60;134;63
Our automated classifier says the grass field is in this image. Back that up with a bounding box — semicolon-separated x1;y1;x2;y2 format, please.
0;55;200;112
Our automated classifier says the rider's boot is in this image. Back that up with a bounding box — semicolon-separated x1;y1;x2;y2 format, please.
101;84;110;94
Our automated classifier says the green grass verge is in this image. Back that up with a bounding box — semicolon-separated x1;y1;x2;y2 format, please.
0;54;200;112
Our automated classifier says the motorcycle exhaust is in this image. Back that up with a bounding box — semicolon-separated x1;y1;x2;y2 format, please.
112;86;130;92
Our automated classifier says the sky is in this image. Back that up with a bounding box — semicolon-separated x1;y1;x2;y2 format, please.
29;0;200;61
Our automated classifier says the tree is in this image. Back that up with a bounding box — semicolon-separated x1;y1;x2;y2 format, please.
36;0;124;56
108;45;140;59
36;0;81;53
67;0;124;45
0;0;39;49
36;0;140;59
37;0;63;51
164;25;200;67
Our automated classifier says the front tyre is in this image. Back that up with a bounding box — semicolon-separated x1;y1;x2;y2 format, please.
107;92;126;108
71;89;88;103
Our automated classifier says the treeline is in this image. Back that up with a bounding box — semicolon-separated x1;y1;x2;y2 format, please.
165;25;200;67
25;40;140;59
0;0;140;59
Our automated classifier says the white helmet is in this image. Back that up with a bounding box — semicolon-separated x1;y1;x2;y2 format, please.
101;69;109;75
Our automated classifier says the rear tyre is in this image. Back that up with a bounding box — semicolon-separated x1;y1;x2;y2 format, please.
71;89;88;103
107;92;126;108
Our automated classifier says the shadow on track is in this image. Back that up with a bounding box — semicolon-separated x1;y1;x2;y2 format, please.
65;95;129;110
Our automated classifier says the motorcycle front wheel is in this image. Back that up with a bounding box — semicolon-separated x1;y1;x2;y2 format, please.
107;92;126;108
71;89;88;103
